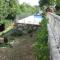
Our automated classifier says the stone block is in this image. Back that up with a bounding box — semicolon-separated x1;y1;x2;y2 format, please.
0;38;4;43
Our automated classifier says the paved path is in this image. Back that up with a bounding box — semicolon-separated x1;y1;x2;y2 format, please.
0;34;36;60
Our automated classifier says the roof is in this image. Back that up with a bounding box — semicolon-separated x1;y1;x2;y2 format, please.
16;15;42;25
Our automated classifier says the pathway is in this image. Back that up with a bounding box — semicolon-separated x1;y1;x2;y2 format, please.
0;34;36;60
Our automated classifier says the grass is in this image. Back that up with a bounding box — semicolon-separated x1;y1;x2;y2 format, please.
33;17;49;60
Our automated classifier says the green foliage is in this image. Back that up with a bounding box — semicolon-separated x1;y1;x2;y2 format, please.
0;0;36;20
9;0;18;13
55;4;60;11
49;0;60;6
0;0;19;20
6;0;19;20
33;17;49;60
55;4;60;16
56;0;60;5
39;0;50;7
0;19;12;28
19;3;37;15
39;0;60;7
0;0;9;20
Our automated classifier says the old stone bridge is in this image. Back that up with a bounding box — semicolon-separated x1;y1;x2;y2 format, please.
47;12;60;60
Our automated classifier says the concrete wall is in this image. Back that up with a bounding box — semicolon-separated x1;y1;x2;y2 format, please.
47;12;60;60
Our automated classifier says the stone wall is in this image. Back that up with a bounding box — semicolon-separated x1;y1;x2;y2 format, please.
47;12;60;60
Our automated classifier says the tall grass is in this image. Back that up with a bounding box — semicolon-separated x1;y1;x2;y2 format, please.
33;17;49;60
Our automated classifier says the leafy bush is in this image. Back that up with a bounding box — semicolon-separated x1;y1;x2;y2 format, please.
33;17;49;60
55;4;60;11
55;4;60;16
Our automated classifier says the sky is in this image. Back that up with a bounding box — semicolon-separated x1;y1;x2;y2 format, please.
18;0;39;6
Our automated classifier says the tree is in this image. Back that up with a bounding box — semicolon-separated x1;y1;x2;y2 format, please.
6;0;20;20
39;0;50;7
0;0;9;20
19;3;36;14
0;0;36;20
56;0;60;5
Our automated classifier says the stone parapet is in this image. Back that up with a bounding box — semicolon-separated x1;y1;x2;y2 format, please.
47;12;60;60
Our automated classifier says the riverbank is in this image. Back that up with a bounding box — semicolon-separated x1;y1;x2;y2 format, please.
0;31;37;60
33;17;49;60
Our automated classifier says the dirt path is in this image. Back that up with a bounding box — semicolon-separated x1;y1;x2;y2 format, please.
0;34;36;60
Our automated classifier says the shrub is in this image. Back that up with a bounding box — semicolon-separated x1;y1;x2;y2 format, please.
55;4;60;16
33;17;49;60
55;4;60;11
